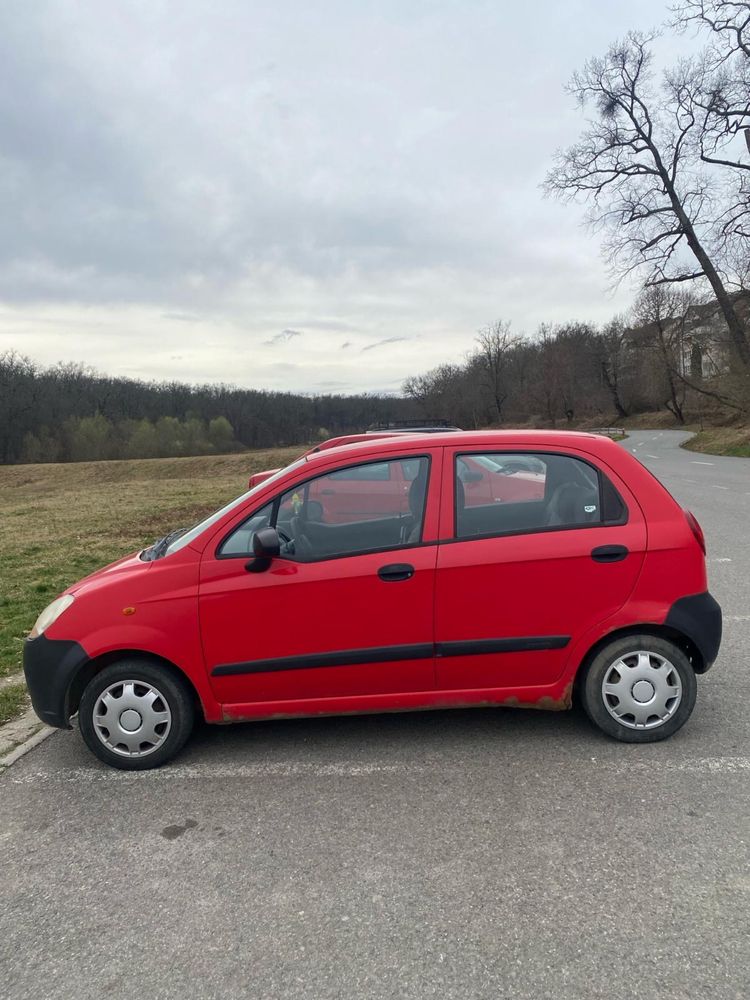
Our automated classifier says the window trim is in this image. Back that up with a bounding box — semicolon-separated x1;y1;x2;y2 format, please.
452;449;628;542
215;453;432;562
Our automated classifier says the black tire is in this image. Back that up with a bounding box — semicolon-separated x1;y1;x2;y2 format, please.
580;634;697;743
79;659;195;770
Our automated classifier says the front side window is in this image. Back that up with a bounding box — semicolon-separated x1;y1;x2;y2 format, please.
455;451;625;539
220;456;430;561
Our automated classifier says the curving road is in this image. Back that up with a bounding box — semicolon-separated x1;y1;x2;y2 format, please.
1;431;749;1000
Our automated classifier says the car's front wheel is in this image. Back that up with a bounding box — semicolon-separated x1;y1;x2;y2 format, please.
79;660;195;769
581;634;697;742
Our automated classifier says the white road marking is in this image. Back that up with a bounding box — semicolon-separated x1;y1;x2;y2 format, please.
10;755;750;784
10;761;426;783
711;485;729;490
726;615;750;622
660;757;750;774
708;558;732;563
691;461;714;466
645;454;659;459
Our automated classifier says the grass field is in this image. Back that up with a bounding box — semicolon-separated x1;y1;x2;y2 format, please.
680;426;750;457
0;447;302;696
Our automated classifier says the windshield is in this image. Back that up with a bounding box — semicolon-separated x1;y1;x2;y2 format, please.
162;457;308;557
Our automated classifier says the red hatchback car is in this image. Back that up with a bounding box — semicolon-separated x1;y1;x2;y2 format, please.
24;430;721;770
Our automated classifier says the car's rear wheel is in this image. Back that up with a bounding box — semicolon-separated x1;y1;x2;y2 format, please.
79;660;195;769
581;634;697;742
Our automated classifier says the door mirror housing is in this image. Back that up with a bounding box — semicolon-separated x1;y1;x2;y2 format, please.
245;527;281;573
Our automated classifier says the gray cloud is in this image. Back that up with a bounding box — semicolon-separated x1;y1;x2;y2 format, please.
0;0;696;392
362;337;409;352
263;329;303;346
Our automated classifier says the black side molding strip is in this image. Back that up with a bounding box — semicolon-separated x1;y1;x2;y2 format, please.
436;636;570;658
213;643;434;677
211;635;571;677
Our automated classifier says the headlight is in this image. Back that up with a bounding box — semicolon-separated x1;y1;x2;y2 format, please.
29;594;75;639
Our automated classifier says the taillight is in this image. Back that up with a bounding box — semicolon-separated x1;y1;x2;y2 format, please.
685;510;706;554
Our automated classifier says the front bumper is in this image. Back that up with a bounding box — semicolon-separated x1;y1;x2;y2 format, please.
23;636;90;729
665;591;722;673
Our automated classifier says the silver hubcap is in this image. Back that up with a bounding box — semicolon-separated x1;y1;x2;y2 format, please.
602;650;682;730
93;680;172;757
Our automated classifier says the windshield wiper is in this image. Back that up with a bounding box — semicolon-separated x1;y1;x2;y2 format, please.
142;528;187;561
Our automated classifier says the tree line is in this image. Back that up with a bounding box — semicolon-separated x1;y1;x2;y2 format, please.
0;353;418;465
404;289;749;431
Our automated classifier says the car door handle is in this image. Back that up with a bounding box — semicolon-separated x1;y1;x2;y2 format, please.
378;563;415;582
591;545;629;563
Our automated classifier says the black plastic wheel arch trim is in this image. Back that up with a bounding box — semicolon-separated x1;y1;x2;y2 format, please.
664;591;722;673
23;636;90;729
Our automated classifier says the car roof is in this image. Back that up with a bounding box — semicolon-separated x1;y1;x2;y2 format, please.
302;429;618;470
307;426;462;453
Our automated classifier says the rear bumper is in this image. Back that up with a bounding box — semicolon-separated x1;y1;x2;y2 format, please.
23;636;90;729
665;592;722;673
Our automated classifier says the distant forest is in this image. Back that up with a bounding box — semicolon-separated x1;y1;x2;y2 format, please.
0;353;418;465
1;288;746;465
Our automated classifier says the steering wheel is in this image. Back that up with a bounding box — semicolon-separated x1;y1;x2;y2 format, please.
276;528;294;555
289;516;314;560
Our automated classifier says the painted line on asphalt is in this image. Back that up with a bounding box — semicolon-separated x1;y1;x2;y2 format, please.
726;615;750;622
8;761;427;783
708;558;732;563
711;485;729;490
645;454;659;459
10;755;750;784
691;461;714;466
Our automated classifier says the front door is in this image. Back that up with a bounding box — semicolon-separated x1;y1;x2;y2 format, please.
200;452;441;712
434;447;647;691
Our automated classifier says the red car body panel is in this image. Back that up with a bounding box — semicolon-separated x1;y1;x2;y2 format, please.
39;430;716;729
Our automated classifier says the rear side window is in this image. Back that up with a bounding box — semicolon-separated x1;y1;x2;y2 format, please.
454;451;626;539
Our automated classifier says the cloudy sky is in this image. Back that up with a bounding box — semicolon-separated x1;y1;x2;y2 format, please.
0;0;697;394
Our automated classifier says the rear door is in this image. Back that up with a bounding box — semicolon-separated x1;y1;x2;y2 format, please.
434;446;647;691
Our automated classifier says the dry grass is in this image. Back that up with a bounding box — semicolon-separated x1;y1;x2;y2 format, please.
0;447;303;687
0;683;29;725
681;427;750;457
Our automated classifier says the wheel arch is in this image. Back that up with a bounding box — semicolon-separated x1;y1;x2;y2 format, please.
67;649;207;721
573;623;704;697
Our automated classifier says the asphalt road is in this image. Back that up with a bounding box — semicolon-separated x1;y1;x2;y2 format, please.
2;430;749;1000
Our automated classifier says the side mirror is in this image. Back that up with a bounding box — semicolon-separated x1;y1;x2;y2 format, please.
245;527;281;573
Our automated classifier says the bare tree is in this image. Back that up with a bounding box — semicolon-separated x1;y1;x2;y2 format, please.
545;32;750;368
632;286;694;422
672;1;750;61
473;321;523;423
599;317;632;418
671;2;750;286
